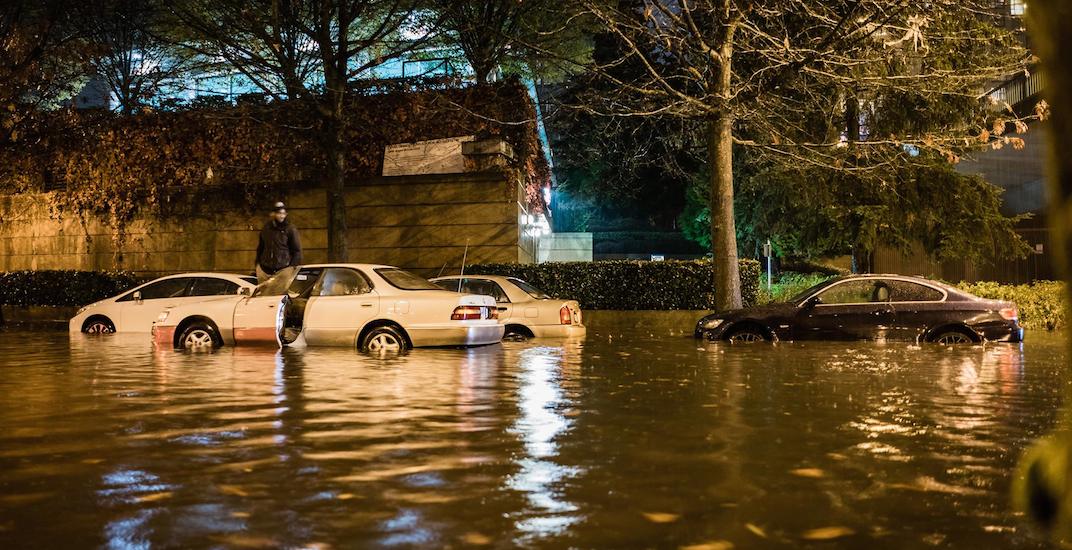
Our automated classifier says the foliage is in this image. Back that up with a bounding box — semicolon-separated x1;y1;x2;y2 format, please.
683;150;1032;263
0;79;549;230
0;270;140;307
1;0;89;144
756;272;834;306
468;259;761;310
955;280;1065;331
437;0;592;84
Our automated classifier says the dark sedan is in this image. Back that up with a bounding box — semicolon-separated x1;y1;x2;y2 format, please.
695;274;1023;344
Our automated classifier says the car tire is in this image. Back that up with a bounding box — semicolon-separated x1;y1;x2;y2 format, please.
361;325;410;353
178;323;221;350
725;326;769;343
83;317;115;334
931;329;975;345
503;325;533;341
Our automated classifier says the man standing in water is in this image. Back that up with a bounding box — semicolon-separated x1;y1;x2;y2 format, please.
255;201;303;283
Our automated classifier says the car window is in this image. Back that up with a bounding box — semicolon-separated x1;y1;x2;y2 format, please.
120;277;192;301
240;277;258;285
376;268;440;290
816;280;889;305
508;278;550;300
889;280;944;302
457;278;510;303
189;277;240;297
253;267;323;298
313;268;372;296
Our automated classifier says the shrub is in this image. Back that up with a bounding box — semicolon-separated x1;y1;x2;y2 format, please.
467;259;761;310
0;270;141;307
955;280;1065;331
757;272;835;305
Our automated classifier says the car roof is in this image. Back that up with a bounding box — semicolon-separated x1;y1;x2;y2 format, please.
153;272;254;281
431;274;515;282
295;263;398;270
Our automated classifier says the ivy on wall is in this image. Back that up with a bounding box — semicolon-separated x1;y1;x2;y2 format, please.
0;77;549;230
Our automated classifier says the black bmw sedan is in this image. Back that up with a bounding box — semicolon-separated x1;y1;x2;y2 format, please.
695;274;1023;344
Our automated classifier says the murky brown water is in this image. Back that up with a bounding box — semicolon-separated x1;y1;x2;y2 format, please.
0;311;1067;549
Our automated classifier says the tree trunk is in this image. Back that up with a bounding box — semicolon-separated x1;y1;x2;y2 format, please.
850;246;871;274
324;112;349;262
708;36;741;311
707;112;741;310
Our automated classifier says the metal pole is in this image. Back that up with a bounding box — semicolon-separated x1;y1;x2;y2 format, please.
766;239;772;291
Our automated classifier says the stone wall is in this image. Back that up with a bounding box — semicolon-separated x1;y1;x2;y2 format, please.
0;171;535;277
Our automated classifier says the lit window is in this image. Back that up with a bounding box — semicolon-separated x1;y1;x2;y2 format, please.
1010;0;1025;16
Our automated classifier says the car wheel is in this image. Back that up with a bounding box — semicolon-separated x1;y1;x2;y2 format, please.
932;330;975;345
361;325;410;353
83;317;115;334
178;323;221;350
504;326;532;341
726;327;769;343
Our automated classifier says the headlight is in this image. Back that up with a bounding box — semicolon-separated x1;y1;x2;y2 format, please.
700;318;724;330
156;311;170;323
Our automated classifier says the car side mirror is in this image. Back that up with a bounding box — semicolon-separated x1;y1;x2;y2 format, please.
133;290;143;302
238;287;252;296
803;295;821;309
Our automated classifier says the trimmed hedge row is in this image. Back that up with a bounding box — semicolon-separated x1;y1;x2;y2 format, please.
955;280;1065;331
467;259;761;310
0;270;141;307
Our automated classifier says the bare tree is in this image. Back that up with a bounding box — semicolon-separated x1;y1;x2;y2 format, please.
172;0;448;261
576;0;1031;310
77;0;196;114
0;0;85;142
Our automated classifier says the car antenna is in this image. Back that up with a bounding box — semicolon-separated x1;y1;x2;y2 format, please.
436;261;449;278
457;238;470;293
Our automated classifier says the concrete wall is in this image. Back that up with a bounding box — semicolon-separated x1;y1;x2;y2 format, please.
0;172;535;277
537;233;593;262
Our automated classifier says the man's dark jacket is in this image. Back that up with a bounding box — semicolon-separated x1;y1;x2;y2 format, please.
256;219;302;273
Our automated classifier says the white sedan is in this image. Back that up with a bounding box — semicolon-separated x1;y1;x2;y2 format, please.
69;273;258;334
152;264;504;352
431;275;585;339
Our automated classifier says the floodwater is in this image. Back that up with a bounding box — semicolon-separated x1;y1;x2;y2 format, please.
0;312;1067;549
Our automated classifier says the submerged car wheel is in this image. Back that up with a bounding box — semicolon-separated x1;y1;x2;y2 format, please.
83;318;115;334
726;327;769;343
361;326;410;353
179;324;221;350
932;330;975;345
503;325;533;341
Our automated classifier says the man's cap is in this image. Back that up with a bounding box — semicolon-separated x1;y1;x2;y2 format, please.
272;201;286;212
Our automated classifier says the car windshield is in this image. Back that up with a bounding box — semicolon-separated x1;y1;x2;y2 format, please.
253;267;298;297
508;278;551;299
375;268;441;290
790;279;840;304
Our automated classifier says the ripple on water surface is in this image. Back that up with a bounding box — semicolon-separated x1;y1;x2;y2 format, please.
0;312;1066;548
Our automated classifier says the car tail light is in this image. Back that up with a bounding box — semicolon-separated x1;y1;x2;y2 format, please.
1000;306;1018;321
560;305;572;325
452;306;495;320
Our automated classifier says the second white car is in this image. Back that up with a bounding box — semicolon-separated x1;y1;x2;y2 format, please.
431;275;585;340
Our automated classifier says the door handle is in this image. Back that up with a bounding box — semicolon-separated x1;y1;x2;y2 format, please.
360;303;373;308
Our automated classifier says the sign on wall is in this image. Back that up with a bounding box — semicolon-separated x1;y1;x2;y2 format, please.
382;135;475;176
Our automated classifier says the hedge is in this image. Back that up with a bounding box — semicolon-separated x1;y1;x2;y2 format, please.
467;259;761;310
955;280;1065;331
0;270;141;307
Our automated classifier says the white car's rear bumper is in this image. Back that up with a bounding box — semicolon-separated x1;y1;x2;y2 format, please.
408;323;505;347
529;324;587;338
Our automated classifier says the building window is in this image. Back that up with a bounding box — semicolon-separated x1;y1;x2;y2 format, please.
1010;0;1025;16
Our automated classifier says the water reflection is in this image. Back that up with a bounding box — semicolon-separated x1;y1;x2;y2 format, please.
0;315;1066;549
507;344;583;542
